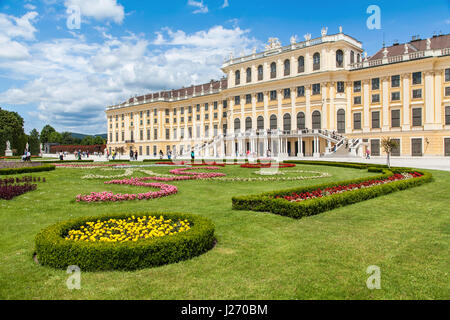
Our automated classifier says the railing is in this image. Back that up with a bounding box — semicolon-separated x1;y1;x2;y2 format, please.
349;47;450;70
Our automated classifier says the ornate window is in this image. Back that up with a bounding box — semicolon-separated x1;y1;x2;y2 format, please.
245;117;252;131
298;56;305;73
235;70;240;85
337;109;345;133
257;116;264;130
258;65;264;81
336;50;344;68
246;68;252;83
283;113;291;131
313;53;320;71
270;62;277;79
350;51;355;64
312;111;321;129
234;118;241;132
297;112;306;130
284;59;290;76
270;115;277;129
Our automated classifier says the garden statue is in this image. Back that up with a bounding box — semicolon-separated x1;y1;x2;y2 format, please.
5;140;12;156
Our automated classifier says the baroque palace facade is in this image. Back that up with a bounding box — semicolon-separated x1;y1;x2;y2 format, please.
106;29;450;158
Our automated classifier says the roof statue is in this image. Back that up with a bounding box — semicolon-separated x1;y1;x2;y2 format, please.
265;38;281;51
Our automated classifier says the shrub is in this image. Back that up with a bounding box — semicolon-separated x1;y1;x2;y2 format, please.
232;169;432;219
35;212;216;271
0;164;55;175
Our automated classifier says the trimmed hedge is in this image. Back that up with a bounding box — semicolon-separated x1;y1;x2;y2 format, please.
0;164;56;175
285;160;389;170
37;160;95;163
35;212;215;271
232;169;432;219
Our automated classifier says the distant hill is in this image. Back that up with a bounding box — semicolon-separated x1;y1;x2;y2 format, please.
70;133;107;140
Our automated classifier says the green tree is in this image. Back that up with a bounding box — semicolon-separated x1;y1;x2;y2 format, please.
0;108;27;156
48;131;62;144
81;136;95;145
381;137;399;168
93;136;105;145
40;125;56;144
28;129;41;155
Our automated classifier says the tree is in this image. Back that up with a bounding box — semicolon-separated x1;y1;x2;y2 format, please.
40;125;56;144
28;129;41;155
381;137;399;168
81;136;95;145
93;136;105;145
0;108;27;156
48;131;62;144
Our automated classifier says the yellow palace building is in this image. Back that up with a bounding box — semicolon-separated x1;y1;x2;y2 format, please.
106;28;450;159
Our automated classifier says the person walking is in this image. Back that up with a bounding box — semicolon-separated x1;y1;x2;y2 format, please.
134;150;138;161
159;150;163;160
366;148;371;159
191;150;195;161
130;149;134;161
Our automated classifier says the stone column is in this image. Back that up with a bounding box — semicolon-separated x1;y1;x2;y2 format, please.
363;79;370;132
329;82;336;131
264;91;269;130
277;89;283;130
424;71;436;130
305;84;312;129
321;82;328;130
291;86;297;130
346;81;352;132
435;70;442;126
382;76;390;131
402;73;411;130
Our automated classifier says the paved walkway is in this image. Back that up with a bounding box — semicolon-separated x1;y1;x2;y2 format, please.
43;154;450;171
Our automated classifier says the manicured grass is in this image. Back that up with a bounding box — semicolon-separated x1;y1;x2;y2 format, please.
0;163;448;300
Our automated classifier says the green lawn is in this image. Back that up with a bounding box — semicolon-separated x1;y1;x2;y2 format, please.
0;163;448;300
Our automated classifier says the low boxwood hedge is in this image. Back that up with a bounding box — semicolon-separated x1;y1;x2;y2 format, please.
0;164;56;175
37;160;95;163
35;212;216;271
232;168;432;219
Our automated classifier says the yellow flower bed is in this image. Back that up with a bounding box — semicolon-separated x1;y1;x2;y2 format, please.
65;215;191;243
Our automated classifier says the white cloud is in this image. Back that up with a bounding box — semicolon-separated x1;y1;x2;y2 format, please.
64;0;125;24
222;0;229;8
187;0;208;14
0;15;261;133
24;3;37;10
0;11;38;40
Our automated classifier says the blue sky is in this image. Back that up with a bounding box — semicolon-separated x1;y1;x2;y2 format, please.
0;0;448;134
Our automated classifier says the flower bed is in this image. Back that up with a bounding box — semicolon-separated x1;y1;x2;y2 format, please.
81;168;172;180
279;172;423;202
66;215;191;242
76;181;178;202
215;170;331;182
0;176;46;200
232;167;432;219
240;163;296;169
133;167;226;182
35;212;216;271
55;163;127;168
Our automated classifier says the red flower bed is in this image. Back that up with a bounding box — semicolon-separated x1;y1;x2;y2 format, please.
0;176;46;200
240;163;296;169
76;181;178;203
277;172;423;202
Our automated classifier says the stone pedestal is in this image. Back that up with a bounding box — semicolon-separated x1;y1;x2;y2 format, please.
5;150;12;156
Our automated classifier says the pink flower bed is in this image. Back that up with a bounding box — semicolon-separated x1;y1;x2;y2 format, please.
76;181;177;202
277;172;423;202
138;166;226;182
55;164;127;168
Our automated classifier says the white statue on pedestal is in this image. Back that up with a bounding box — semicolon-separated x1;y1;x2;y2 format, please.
5;140;12;156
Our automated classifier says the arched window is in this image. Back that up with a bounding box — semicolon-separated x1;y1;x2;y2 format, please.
234;118;241;132
297;112;306;130
350;51;355;64
235;70;240;85
270;62;277;79
270;115;277;130
283;113;291;131
245;117;252;131
336;50;344;68
337;109;345;133
312;111;321;129
313;53;320;71
298;56;305;73
257;116;264;130
257;65;263;81
357;53;361;63
284;59;290;76
246;68;252;83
